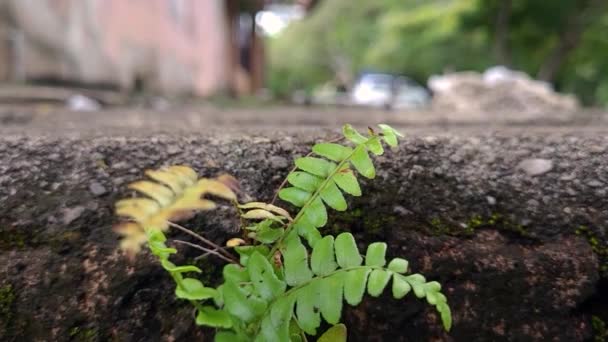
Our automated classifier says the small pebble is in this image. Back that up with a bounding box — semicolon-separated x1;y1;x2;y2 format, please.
517;158;553;176
89;182;107;196
587;180;604;188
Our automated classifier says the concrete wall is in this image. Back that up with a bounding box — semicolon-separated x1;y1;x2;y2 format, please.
0;0;231;96
0;131;605;341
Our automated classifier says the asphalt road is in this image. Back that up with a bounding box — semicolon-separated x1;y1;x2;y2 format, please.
0;101;607;137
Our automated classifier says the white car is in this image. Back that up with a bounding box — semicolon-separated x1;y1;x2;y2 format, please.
350;73;430;109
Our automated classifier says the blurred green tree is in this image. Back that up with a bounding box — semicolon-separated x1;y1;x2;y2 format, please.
267;0;608;106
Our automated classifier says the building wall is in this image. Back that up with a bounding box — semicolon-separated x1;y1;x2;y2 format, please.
0;0;232;96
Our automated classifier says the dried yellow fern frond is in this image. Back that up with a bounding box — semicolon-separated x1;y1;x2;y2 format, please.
113;165;237;255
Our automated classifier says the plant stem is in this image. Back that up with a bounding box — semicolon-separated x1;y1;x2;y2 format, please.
173;239;239;264
167;221;235;260
194;246;236;261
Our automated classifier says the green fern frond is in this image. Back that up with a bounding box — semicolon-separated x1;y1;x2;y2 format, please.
114;165;237;255
113;124;452;341
277;124;403;247
213;232;451;341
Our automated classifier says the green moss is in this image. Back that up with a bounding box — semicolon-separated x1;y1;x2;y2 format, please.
68;326;98;342
363;215;396;235
429;217;466;236
328;208;395;236
68;327;79;337
428;216;476;236
0;284;15;331
427;213;529;237
592;316;608;342
47;231;82;252
0;229;27;249
576;226;608;275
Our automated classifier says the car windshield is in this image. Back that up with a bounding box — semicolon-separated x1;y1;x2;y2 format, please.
359;74;392;86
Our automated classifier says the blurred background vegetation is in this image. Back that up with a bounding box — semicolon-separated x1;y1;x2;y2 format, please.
267;0;608;106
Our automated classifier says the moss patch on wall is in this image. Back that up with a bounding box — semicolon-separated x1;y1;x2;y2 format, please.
592;315;608;342
68;326;99;342
0;228;27;249
576;226;608;276
427;213;529;238
0;284;15;334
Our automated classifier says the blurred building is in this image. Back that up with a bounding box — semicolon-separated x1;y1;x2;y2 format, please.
0;0;265;96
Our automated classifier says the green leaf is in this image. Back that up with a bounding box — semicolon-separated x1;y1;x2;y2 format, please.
367;138;384;156
289;320;304;342
260;295;296;342
311;236;337;276
223;264;249;283
319;274;344;324
223;280;267;322
257;315;281;342
387;258;409;274
196;306;233;328
344;269;370;305
312;143;353;162
273;296;297;335
367;269;391;297
247;252;287;301
425;281;442;292
317;324;347;342
287;171;323;192
405;274;427;299
279;187;312;207
350;148;375;179
365;242;387;267
404;273;426;284
295;280;321;335
148;240;177;256
424;282;443;305
235;245;270;266
175;278;217;300
382;133;398;148
320;180;347;211
378;124;402;147
343;124;368;145
161;260;202;273
435;292;448;304
437;301;452;331
332;167;361;196
255;225;284;244
281;234;313;286
334;232;362;268
378;124;403;137
147;229;167;243
295;157;336;178
426;290;439;305
392;274;411;299
295;219;322;247
214;331;243;342
245;218;273;231
303;197;327;228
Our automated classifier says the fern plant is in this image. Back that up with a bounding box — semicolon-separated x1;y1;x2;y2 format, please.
114;124;452;341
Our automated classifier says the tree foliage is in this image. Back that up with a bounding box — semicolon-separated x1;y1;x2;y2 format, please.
267;0;608;106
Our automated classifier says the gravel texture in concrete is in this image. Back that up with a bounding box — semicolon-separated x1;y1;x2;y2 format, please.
0;123;607;340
